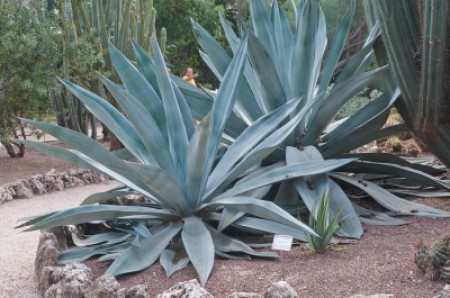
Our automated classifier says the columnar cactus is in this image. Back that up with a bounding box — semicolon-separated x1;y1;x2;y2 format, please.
364;0;450;167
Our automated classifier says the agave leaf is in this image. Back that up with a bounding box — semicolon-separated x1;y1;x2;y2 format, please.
72;232;131;247
151;37;189;183
333;23;380;87
331;172;450;217
58;242;129;264
215;251;252;260
185;114;213;207
318;0;355;93
131;41;159;94
322;91;400;157
22;205;177;231
208;226;278;258
250;0;276;61
98;253;122;262
204;97;313;201
15;211;58;228
217;207;246;233
200;37;248;198
390;189;450;198
181;216;215;286
290;0;326;103
352;204;408;226
133;223;152;238
215;158;356;200
207;212;308;242
207;98;300;192
286;146;363;238
338;161;450;191
160;249;190;278
59;79;154;165
270;0;294;94
81;189;139;205
302;65;389;145
341;153;445;175
97;74;177;176
124;161;192;214
247;31;285;112
323;89;398;143
105;222;182;276
132;41;195;139
108;43;167;138
202;196;317;236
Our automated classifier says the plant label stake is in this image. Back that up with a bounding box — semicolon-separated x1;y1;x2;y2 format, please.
271;235;293;251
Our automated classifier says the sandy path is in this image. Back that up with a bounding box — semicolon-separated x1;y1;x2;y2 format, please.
0;181;118;298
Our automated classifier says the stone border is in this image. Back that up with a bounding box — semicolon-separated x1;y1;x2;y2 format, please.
0;168;111;204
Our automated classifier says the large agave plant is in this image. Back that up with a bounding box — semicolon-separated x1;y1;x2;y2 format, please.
16;37;360;285
180;0;450;238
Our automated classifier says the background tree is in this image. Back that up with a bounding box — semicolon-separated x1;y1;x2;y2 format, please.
0;0;61;157
154;0;222;88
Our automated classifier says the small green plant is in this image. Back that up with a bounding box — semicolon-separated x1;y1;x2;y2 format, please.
307;192;344;253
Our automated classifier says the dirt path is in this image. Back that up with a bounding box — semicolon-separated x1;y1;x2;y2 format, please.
0;181;118;298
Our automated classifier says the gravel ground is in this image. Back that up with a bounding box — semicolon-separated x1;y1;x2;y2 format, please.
0;181;118;298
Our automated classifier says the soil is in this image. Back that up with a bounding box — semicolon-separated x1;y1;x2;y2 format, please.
1;141;450;297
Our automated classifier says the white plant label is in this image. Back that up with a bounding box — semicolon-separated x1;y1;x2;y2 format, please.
271;234;293;251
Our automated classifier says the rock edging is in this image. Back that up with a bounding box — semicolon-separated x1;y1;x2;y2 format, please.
0;168;111;204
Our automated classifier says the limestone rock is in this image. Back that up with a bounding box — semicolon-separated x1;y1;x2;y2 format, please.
85;275;121;298
228;293;262;298
30;174;46;195
118;285;149;298
44;263;92;298
434;284;450;298
0;186;13;204
35;232;60;277
263;281;298;298
156;279;213;298
44;169;64;192
11;179;33;198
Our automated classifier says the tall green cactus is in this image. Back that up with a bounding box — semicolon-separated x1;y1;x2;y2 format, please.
364;1;450;167
54;0;163;139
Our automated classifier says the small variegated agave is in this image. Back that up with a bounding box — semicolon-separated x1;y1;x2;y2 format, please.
17;37;357;285
180;0;450;239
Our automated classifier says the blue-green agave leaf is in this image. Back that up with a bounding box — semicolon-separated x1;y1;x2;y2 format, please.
72;232;132;247
160;249;190;278
105;222;182;276
331;172;450;217
181;216;215;286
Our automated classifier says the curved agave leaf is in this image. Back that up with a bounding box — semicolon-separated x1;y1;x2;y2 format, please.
22;205;177;231
201;196;317;236
72;232;131;247
341;153;445;175
286;146;362;238
207;98;301;192
186;114;212;206
59;79;154;165
318;0;355;93
124;161;192;214
301;65;389;145
206;212;308;242
181;216;215;286
58;242;130;264
353;203;408;226
270;0;294;94
105;222;182;276
338;161;450;191
331;172;450;217
108;43;167;140
290;0;326;102
208;226;278;258
160;249;190;278
151;37;189;183
81;189;138;205
215;158;356;200
200;37;248;198
97;74;176;176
